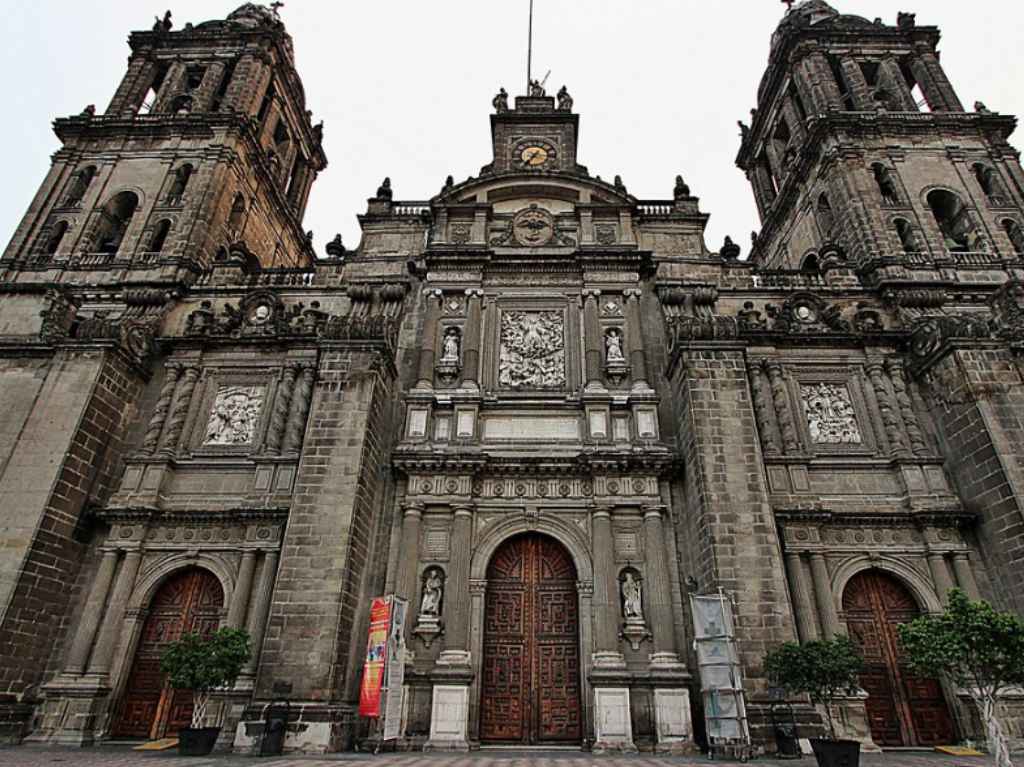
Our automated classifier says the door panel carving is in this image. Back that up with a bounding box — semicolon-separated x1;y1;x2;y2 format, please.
842;570;955;747
113;568;223;739
480;534;581;744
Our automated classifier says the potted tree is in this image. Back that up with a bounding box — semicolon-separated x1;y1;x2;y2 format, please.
764;635;865;767
899;588;1024;767
160;627;250;756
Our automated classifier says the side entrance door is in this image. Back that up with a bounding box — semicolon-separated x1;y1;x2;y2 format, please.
113;568;223;739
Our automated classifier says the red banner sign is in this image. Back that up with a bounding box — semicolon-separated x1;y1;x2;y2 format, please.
358;596;391;718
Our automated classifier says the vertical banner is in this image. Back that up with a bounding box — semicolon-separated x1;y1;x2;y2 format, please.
382;597;408;741
358;596;392;718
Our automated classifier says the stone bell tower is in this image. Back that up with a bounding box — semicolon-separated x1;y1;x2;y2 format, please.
738;0;1024;272
1;3;326;280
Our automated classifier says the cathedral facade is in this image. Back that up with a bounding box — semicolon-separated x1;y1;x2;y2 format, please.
1;0;1023;754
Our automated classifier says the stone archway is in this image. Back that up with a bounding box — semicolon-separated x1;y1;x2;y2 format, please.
478;533;583;745
112;567;223;739
842;569;955;747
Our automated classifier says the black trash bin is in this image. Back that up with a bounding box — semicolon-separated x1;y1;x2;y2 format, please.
771;702;801;759
259;699;290;757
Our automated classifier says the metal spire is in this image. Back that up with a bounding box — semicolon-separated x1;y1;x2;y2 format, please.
527;0;534;94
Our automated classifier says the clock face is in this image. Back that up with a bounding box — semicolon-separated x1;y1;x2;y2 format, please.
513;139;558;170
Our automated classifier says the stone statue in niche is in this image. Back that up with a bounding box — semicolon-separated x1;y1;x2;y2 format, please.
414;567;445;647
204;385;265;446
800;383;863;445
436;327;461;383
605;329;625;363
619;568;651;650
498;311;566;390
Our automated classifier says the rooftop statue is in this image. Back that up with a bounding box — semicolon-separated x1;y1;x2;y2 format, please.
492;88;509;114
557;85;573;112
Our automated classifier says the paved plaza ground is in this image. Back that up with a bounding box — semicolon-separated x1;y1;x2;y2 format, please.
0;747;1000;767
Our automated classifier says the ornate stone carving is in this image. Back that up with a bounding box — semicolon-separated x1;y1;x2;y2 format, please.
909;314;991;362
990;279;1024;345
512;205;555;247
619;568;650;650
415;566;445;646
800;383;862;445
450;223;471;245
595;224;617;245
498;310;566;389
766;293;850;334
436;327;461;382
604;328;628;382
203;385;265;446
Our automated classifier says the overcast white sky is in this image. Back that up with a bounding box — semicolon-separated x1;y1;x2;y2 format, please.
2;2;1020;258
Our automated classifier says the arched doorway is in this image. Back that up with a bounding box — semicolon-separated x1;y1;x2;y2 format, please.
842;569;955;746
113;568;223;738
479;533;582;745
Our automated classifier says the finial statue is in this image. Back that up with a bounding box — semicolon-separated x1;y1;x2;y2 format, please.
492;87;509;114
305;230;314;246
326;234;345;258
975;101;993;114
528;79;546;97
738;120;750;141
153;10;172;33
441;175;454;194
81;104;96;118
614;175;626;194
751;230;759;246
557;85;573;112
376;177;393;201
674;175;691;199
897;11;916;29
312;121;324;143
721;236;741;260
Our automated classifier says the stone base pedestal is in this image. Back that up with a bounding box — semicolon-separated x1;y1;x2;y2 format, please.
424;684;470;751
591;651;627;670
592;687;637;753
653;688;697;754
27;675;112;746
0;697;35;745
232;702;355;754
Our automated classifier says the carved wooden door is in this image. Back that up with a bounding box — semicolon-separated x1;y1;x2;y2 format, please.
843;570;955;747
480;534;582;744
113;568;223;739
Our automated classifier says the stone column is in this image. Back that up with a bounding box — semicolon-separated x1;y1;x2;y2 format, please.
590;506;623;665
282;364;315;454
804;51;845;112
866;363;909;457
765;361;800;454
64;549;120;674
582;290;603;390
245;551;279;675
227;551;258;628
909;49;964;111
460;290;484;388
440;505;473;664
265;364;299;454
623;289;650;389
886;359;930;456
809;553;841;639
928;552;956;605
838;56;872;110
784;552;819;642
396;503;424;604
158;365;200;456
951;552;981;600
87;550;142;676
643;506;680;662
879;57;918;110
749;362;780;455
141;364;181;455
416;289;443;389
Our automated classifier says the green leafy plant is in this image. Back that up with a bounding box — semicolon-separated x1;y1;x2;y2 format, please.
764;635;864;740
160;627;251;729
899;589;1024;767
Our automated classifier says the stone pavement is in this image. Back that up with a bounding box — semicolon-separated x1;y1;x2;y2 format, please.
0;747;996;767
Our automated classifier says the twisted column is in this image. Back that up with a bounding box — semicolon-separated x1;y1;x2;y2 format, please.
64;549;120;674
765;361;800;453
265;364;299;454
866;363;909;456
88;550;142;676
582;289;603;389
141;364;181;455
749;362;780;455
158;365;200;456
623;289;649;387
416;289;443;388
460;290;484;388
282;364;315;454
886;359;930;456
643;506;678;658
227;551;258;628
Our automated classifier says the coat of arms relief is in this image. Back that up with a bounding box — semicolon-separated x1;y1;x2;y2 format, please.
498;310;566;389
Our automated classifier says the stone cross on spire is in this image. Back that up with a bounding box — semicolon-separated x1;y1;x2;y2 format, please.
270;1;285;16
781;0;795;9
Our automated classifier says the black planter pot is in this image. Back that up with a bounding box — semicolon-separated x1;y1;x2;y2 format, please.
178;727;221;756
809;738;860;767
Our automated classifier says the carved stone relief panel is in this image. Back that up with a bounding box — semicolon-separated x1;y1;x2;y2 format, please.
498;310;566;390
203;385;265;446
800;383;862;445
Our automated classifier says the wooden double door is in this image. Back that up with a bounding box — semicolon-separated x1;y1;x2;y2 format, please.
480;533;582;745
113;568;223;739
843;570;955;747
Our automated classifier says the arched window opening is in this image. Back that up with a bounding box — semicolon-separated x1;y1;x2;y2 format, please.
894;219;919;254
817;193;835;238
286;155;305;207
772;119;793;172
210;58;238;112
1002;219;1024;254
257;84;276;125
828;55;856;110
972;164;1009;206
136;64;168;115
149;219;172;253
872;164;901;206
927;190;978;253
228;193;246;234
166;164;193;205
92;191;139;255
63;165;97;207
43;221;69;256
185;66;206;92
800;253;820;273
